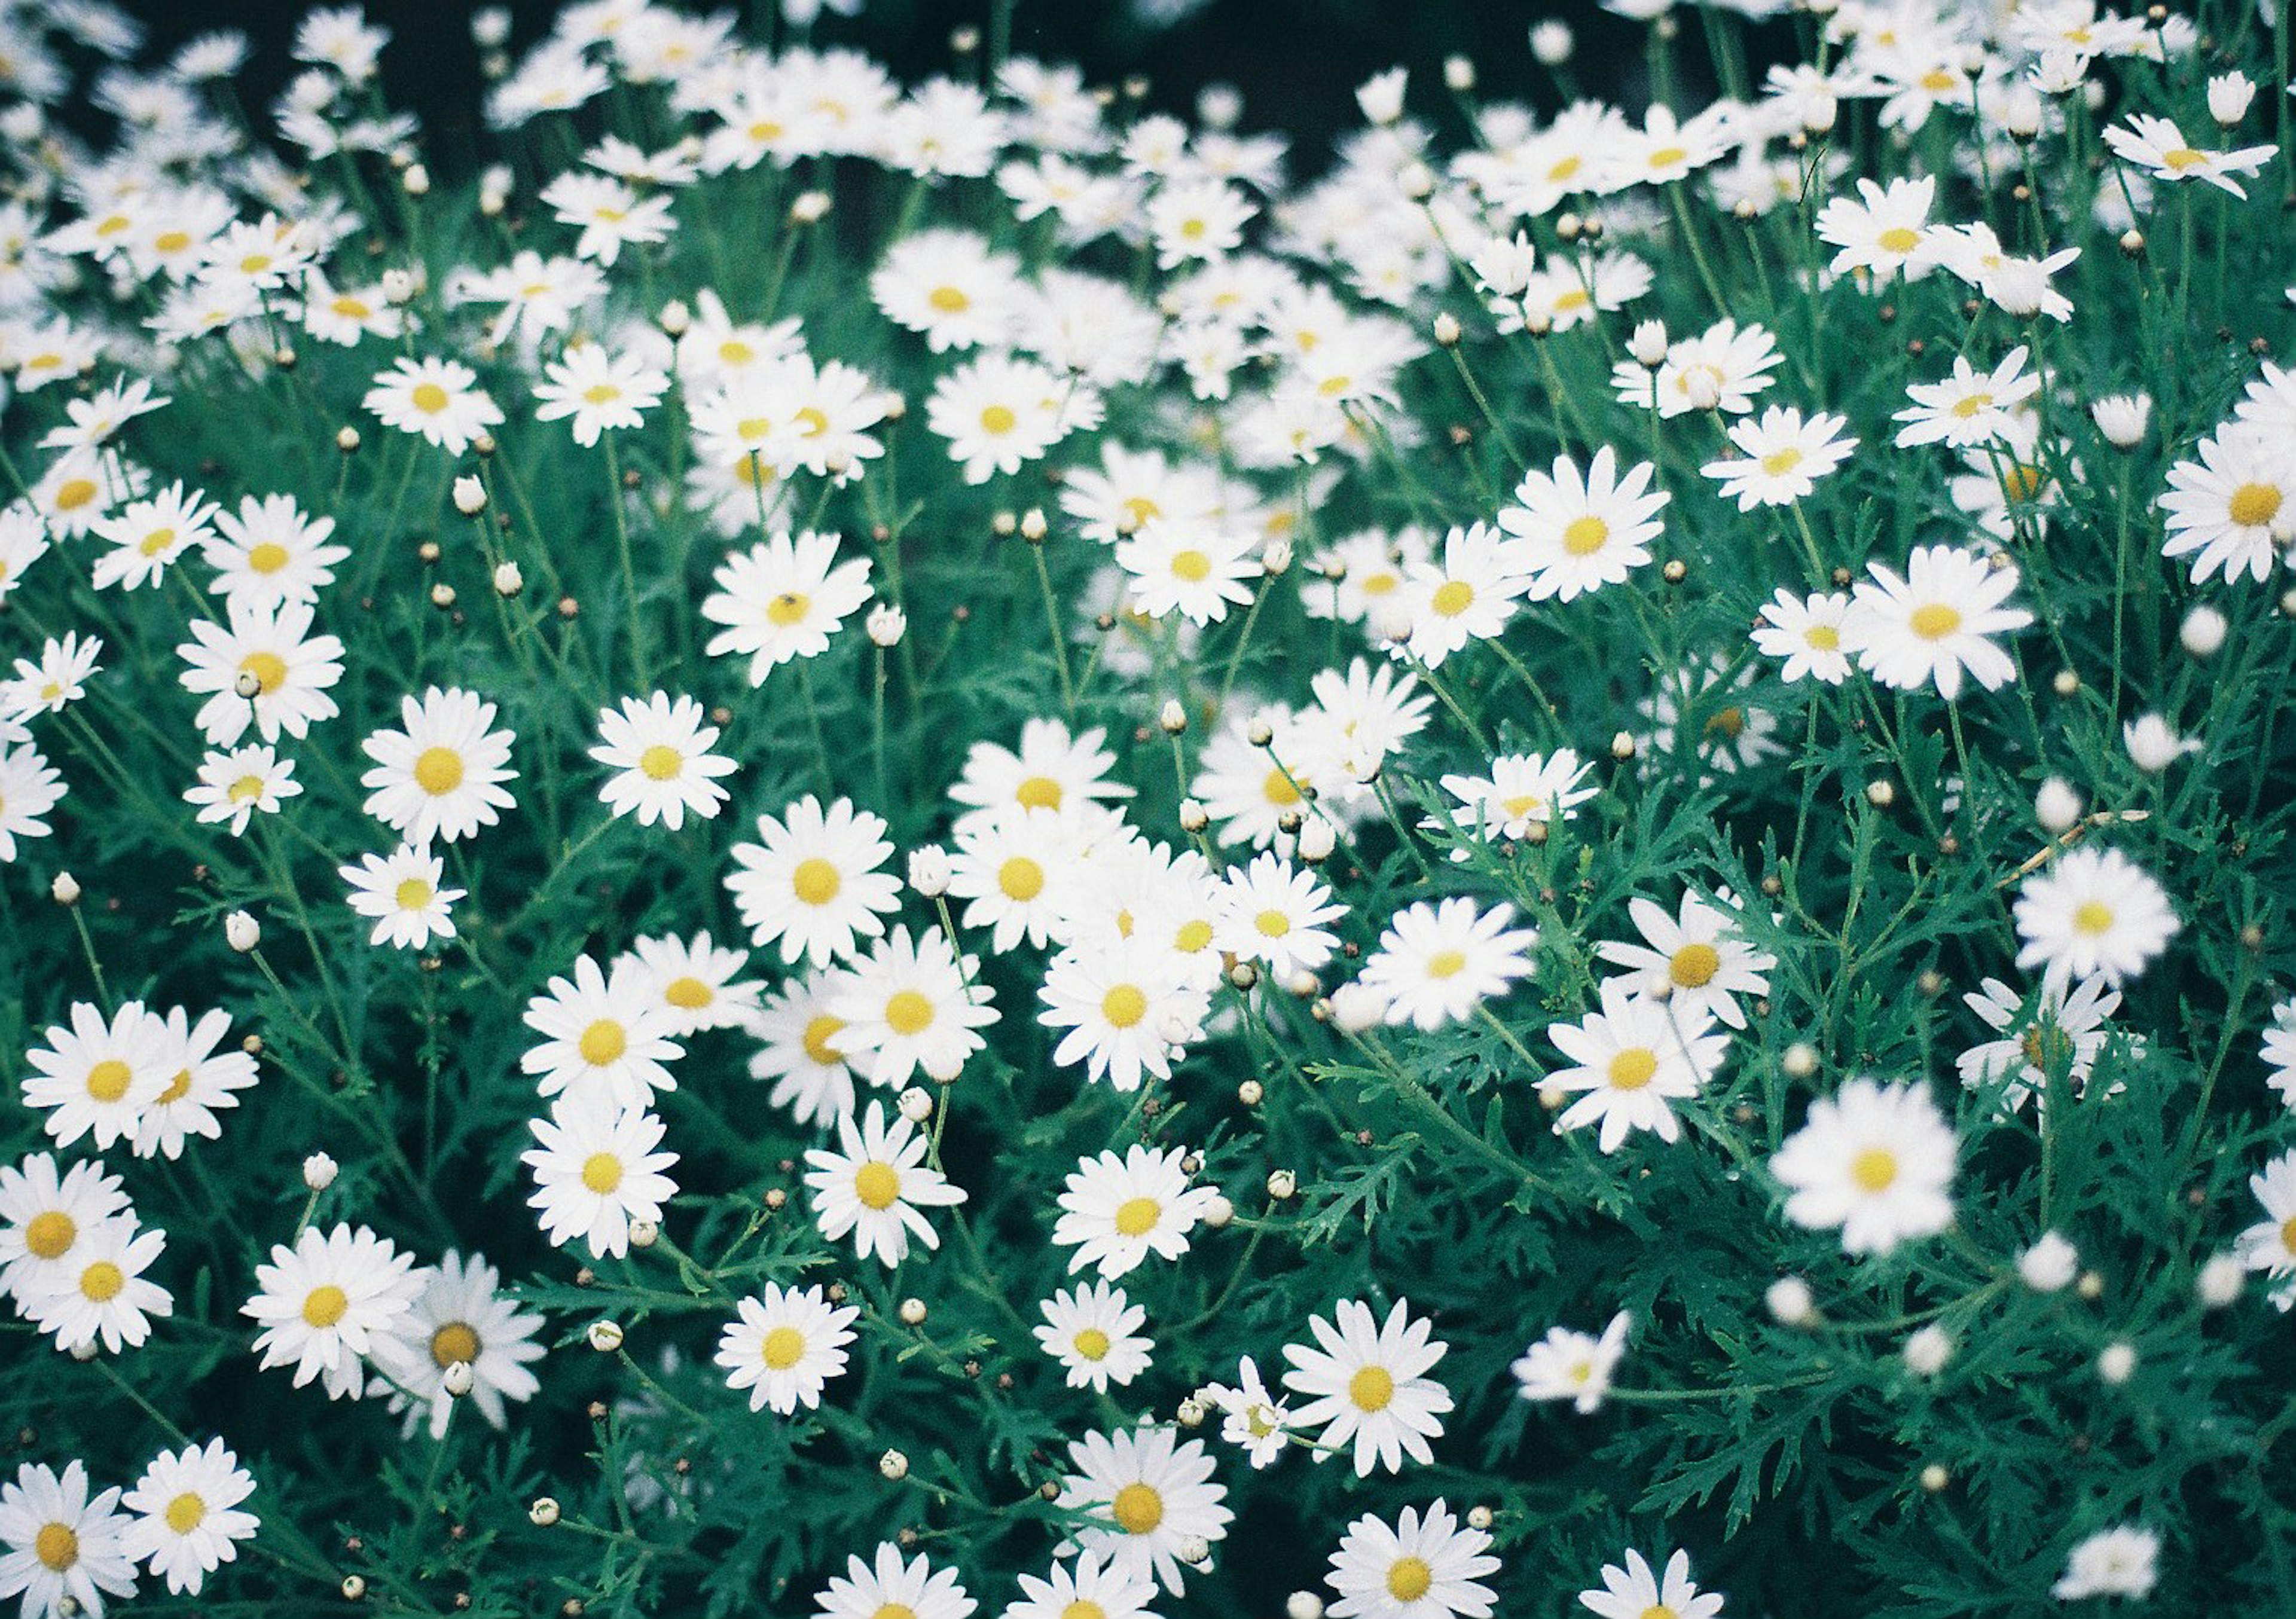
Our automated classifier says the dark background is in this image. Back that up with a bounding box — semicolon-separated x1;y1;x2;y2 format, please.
114;0;1662;175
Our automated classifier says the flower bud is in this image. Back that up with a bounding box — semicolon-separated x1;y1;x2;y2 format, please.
2179;605;2227;658
2019;1232;2079;1291
1529;20;1574;65
1287;1594;1326;1619
1628;319;1669;367
1176;1535;1211;1568
2207;71;2256;127
2198;1253;2244;1308
586;1320;624;1353
628;1219;658;1250
1781;1042;1818;1079
1610;730;1637;761
897;1296;928;1325
493;561;524;596
1355;67;1407;126
2096;1342;2136;1385
441;1360;475;1397
2089;393;2150;448
1159;699;1188;735
1175;1397;1207;1426
1919;1464;1949;1493
2122;714;2194;773
1296;815;1336;864
303;1152;338;1191
1431;311;1462;348
336;425;361;453
1197;84;1242;129
790;190;832;224
1178;798;1210;834
226;910;262;953
453;475;487;515
1766;1275;1818;1327
657;298;691;336
380;268;416;304
908;844;951;897
1265;1168;1297;1202
527;1496;560;1526
343;1575;367;1601
866;603;908;647
1328;981;1386;1032
49;871;80;906
897;1086;933;1124
1902;1325;1953;1377
878;1449;909;1480
402;163;430;196
471;7;511;46
234;669;263;699
2034;777;2082;834
1443;54;1474;92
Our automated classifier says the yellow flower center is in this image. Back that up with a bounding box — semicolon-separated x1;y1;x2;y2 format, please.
413;746;465;795
1425;949;1467;979
33;1524;76;1572
228;772;267;804
979;404;1018;435
430;1321;481;1367
579;1020;628;1067
153;230;193;254
241;651;289;694
765;591;811;627
1349;1364;1396;1411
639;743;683;780
1670;942;1721;987
1806;624;1841;651
1850;1147;1899;1193
410;382;451;413
792;857;842;905
1949;392;1992;420
1607;1048;1659;1090
84;1059;134;1103
24;1210;74;1259
164;1492;207;1534
79;1260;125;1302
331;295;371;318
1016;775;1064;810
1102;985;1148;1029
884;989;935;1036
246;541;291;573
1110;1483;1164;1535
158;1068;193;1104
2002;463;2045;502
1062;1603;1108;1619
303;1284;350;1328
139;526;178;556
761;1325;807;1368
802;1015;847;1066
1430;579;1475;617
1113;1196;1161;1237
2161;146;2208;170
1909;603;1962;640
1073;1327;1112;1361
927;285;970;313
390;878;433;914
2228;482;2282;527
1253;909;1292;939
1877;226;1920;253
1760;447;1806;476
1175;918;1214;953
871;1606;918;1619
583;383;622;405
581;1152;624;1194
853;1160;902;1210
665;976;712;1010
54;478;97;511
1641;1607;1680;1619
1387;1556;1434;1603
1171;548;1213;582
2072;900;2116;936
1648;145;1688;167
2282;1216;2296;1256
999;856;1045;901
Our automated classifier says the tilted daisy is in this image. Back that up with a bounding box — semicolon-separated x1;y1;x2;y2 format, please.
2159;424;2294;586
1397;523;1531;668
132;1005;259;1161
1955;973;2125;1111
1813;173;1936;281
1;633;101;722
341;844;465;951
90;482;217;592
716;1281;859;1415
1595;891;1775;1031
23;1214;170;1353
1546;980;1727;1153
242;1223;422;1399
1282;1297;1454;1477
1578;1549;1724;1619
700;530;874;683
363;355;503;456
1034;1280;1153;1393
802;1100;967;1267
2102;112;2278;198
746;969;862;1128
533;341;668;447
1355;898;1540;1032
359;686;519;847
1512;1310;1632;1413
1842;544;2032;701
590;691;736;829
726;795;902;969
828;926;999;1089
118;1440;258;1597
22;1001;168;1153
184;743;301;836
1892;346;2040;449
522;1095;680;1260
1213;852;1345;979
1037;934;1209;1093
0;744;66;864
812;1544;975;1619
2012;845;2180;989
949;717;1135;835
1113;520;1262;626
1699;406;1857;510
367;1251;546;1440
1436;749;1597;849
1006;1554;1161;1619
927;353;1100;485
1751;588;1852;685
1055;1425;1232;1594
521;952;684;1109
1326;1499;1500;1619
2052;1526;2161;1602
2238;1149;2296;1310
1053;1145;1220;1279
624;931;761;1037
0;1460;138;1619
1497;445;1668;603
1770;1079;1956;1257
1204;1355;1294;1469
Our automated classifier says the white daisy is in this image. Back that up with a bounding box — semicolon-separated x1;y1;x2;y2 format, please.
1281;1297;1454;1477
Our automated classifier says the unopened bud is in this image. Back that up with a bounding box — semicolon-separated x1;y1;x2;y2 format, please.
866;602;907;647
493;561;524;595
402;163;430;196
907;845;951;897
878;1449;909;1480
527;1496;561;1527
302;1151;338;1190
441;1360;475;1397
586;1320;624;1353
897;1086;933;1124
1265;1168;1297;1201
49;871;79;906
226;911;262;952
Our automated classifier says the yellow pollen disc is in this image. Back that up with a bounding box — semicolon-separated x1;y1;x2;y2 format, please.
1607;1048;1660;1091
802;1015;847;1066
158;1068;193;1104
1262;768;1303;807
735;416;772;439
1255;909;1292;938
795;407;829;437
720;338;756;364
884;990;935;1036
395;878;433;912
1120;496;1162;530
431;1322;481;1366
792;857;842;906
1647;145;1687;167
1500;793;1544;818
1760;447;1805;476
410;382;451;413
1180;218;1208;239
1387;1556;1434;1603
1062;1602;1109;1619
979;404;1019;435
1949;393;1992;420
239;253;272;273
927;285;970;313
1555;288;1590;311
582;383;621;405
139;526;178;555
1171;548;1213;583
1361;571;1398;594
2228;483;2282;527
765;591;811;627
413;746;465;795
1850;1147;1898;1193
1639;1607;1680;1619
665;976;712;1010
153;230;191;254
999;856;1046;901
1671;942;1721;988
1073;1327;1112;1361
228;773;267;804
1317;374;1352;398
1016;775;1064;810
2282;1216;2296;1256
871;1605;918;1619
33;1524;76;1572
1110;1482;1164;1535
1175;918;1214;953
1101;985;1148;1028
2161;146;2208;170
1425;949;1467;980
1562;515;1611;555
85;1059;134;1103
1919;68;1956;91
579;1021;628;1067
580;1152;623;1194
242;651;289;694
331;295;371;317
1113;1196;1161;1237
54;478;97;511
1806;624;1841;651
639;743;683;781
1705;706;1747;738
1909;603;1962;640
736;454;779;488
303;1284;350;1328
79;1260;125;1302
246;541;293;575
1877;226;1920;253
1550;154;1581;181
761;1325;807;1368
164;1492;207;1534
853;1160;902;1210
24;1211;74;1260
1430;579;1475;617
2072;900;2116;936
1349;1364;1396;1411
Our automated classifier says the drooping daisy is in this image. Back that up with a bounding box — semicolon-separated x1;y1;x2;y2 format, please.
1034;1281;1153;1392
746;969;862;1128
341;844;465;951
1354;898;1540;1032
2013;845;2180;989
1751;588;1852;685
1052;1145;1220;1279
1578;1548;1725;1619
359;686;519;847
1595;891;1775;1031
0;1460;138;1619
1892;346;2041;450
715;1281;859;1415
1213;852;1345;979
1955;973;2125;1111
802;1100;967;1268
363;355;504;456
1512;1310;1632;1413
184;743;301;836
624;931;761;1037
1037;934;1208;1093
22;1001;168;1153
1770;1079;1957;1257
1055;1425;1232;1594
242;1223;422;1399
521;952;684;1110
700;530;874;683
22;1215;170;1353
1842;545;2033;701
1006;1553;1161;1619
522;1095;680;1260
1497;445;1668;603
132;1006;259;1161
1283;1297;1454;1477
828;926;999;1089
368;1251;546;1440
118;1440;258;1597
590;691;736;829
812;1544;975;1619
1326;1499;1500;1619
1;633;102;722
1699;406;1858;510
1546;982;1727;1152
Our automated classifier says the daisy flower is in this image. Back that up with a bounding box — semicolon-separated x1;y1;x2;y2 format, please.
1699;406;1857;510
1546;982;1727;1152
2159;425;2294;585
1213;853;1345;979
23;1215;170;1353
22;1001;167;1152
2263;998;2296;1109
1204;1355;1294;1468
1282;1297;1454;1477
363;355;503;456
1892;346;2040;450
175;597;346;747
90;483;217;591
1055;1425;1232;1594
1052;1145;1220;1279
813;1544;975;1619
1955;973;2124;1111
1034;1281;1153;1392
1512;1311;1632;1413
132;1005;259;1161
1436;749;1597;847
242;1223;422;1398
1813;173;1936;280
0;634;100;722
1037;934;1209;1093
828;926;999;1089
533;342;668;446
1355;898;1540;1032
869;228;1021;352
359;686;519;847
1579;1548;1724;1619
522;1095;680;1259
947;807;1086;954
1770;1079;1957;1257
746;969;862;1128
1146;178;1254;268
2102;113;2277;197
1496;445;1668;603
700;530;874;683
624;931;761;1036
1325;1499;1500;1619
2052;1526;2161;1601
926;353;1100;484
2013;845;2180;989
368;1251;546;1440
118;1440;258;1596
1751;589;1852;685
716;1281;859;1415
2239;1150;2296;1309
1595;891;1775;1031
538;171;673;266
1397;523;1531;667
1113;521;1262;625
802;1100;967;1267
0;1461;137;1619
726;795;902;969
950;717;1135;833
1006;1554;1161;1619
341;844;465;951
0;744;64;863
0;1154;130;1303
1842;544;2033;700
521;952;684;1109
590;691;736;829
203;493;347;611
184;743;301;836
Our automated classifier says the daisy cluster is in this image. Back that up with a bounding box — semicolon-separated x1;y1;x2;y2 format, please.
0;0;2292;1615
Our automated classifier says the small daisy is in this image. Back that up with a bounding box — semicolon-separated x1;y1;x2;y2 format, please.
203;493;347;612
812;1544;975;1619
1842;545;2033;701
1282;1297;1454;1477
1034;1281;1153;1392
701;530;874;683
1955;973;2124;1111
828;927;999;1089
1699;406;1858;510
2051;1526;2161;1601
175;598;345;747
1814;173;1937;280
22;1001;168;1153
341;844;464;951
1497;445;1668;603
1055;1425;1232;1594
0;744;66;864
368;1251;546;1439
1204;1355;1294;1468
133;1006;259;1161
1;634;102;722
1037;934;1208;1093
951;717;1137;834
1326;1499;1500;1619
1398;523;1531;667
521;952;684;1109
1113;521;1262;625
726;795;902;969
359;686;519;847
1006;1554;1161;1619
1595;891;1775;1031
624;931;761;1036
1751;589;1852;685
947;808;1086;954
926;353;1099;485
1213;853;1345;979
1892;346;2041;450
90;484;217;592
590;692;736;829
1052;1145;1220;1279
119;1440;258;1596
1436;749;1596;848
1355;898;1540;1033
1578;1548;1725;1619
242;1223;422;1399
802;1100;967;1268
716;1281;859;1415
522;1095;680;1260
184;743;301;836
23;1215;170;1354
2263;998;2296;1109
2103;112;2277;197
364;355;504;456
2013;845;2180;989
1546;982;1727;1152
533;342;667;447
1512;1311;1631;1413
1770;1079;1957;1257
2159;425;2294;586
0;1461;138;1619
